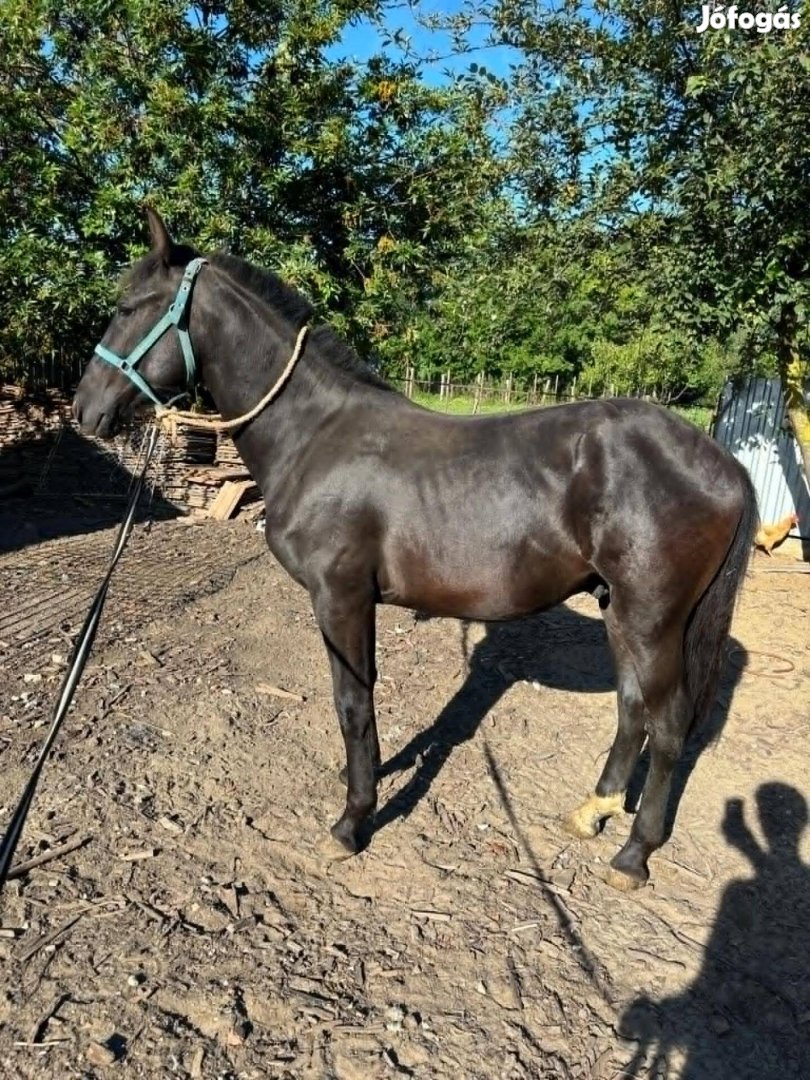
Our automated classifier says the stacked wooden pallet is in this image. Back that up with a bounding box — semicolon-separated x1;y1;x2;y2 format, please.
0;384;70;437
202;432;260;518
150;424;217;511
215;433;243;467
0;385;71;493
0;385;259;518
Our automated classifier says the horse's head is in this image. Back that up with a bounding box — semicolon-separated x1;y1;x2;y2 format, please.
73;208;204;438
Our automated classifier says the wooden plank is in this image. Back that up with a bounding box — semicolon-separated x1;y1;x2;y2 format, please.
208;479;258;521
185;467;251;485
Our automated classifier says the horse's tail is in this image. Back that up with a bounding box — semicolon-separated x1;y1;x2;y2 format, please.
684;463;758;729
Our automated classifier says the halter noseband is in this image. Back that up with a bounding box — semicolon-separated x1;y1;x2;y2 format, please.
93;257;208;406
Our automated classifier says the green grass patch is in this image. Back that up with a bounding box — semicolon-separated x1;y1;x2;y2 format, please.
410;390;532;415
408;389;714;430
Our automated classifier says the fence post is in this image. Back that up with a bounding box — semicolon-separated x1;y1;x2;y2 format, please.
440;371;450;404
473;371;484;415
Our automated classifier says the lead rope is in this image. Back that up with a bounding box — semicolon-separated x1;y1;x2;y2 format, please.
0;425;161;893
154;323;309;442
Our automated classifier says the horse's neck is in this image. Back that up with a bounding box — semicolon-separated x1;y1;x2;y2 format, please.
195;276;351;498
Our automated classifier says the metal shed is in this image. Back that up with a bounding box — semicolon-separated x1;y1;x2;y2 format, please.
713;377;809;539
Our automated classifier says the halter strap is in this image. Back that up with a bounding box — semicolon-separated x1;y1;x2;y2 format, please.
93;257;207;406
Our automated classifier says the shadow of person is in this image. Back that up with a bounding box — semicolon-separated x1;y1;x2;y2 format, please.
618;783;810;1079
372;606;745;842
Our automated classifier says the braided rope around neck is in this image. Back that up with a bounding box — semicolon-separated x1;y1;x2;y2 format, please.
155;323;309;442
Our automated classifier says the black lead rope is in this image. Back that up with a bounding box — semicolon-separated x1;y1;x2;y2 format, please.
0;425;160;894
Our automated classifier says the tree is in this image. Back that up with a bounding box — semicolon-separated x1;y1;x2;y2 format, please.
480;0;810;474
0;0;504;384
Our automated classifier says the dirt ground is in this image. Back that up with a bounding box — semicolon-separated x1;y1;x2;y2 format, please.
0;516;808;1079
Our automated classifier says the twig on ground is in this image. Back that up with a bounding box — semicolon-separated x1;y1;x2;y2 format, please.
255;683;306;702
6;835;92;880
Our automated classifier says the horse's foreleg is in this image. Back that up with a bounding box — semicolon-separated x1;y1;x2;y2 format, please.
565;613;647;839
337;718;381;786
315;592;378;857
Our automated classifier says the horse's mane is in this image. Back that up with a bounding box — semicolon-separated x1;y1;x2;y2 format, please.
211;252;394;392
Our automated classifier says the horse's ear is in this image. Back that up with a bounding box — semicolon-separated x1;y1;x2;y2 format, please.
145;206;172;263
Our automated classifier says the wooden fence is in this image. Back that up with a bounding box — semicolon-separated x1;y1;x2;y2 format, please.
0;353;84;392
397;367;671;412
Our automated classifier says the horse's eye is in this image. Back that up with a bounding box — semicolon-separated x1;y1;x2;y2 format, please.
117;303;134;317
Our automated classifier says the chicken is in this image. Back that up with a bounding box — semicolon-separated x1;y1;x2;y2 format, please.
754;511;799;555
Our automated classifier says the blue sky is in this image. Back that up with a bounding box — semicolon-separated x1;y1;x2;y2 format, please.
326;2;520;85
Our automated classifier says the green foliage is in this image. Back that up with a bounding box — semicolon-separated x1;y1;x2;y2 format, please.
2;0;804;414
482;0;810;364
0;0;503;382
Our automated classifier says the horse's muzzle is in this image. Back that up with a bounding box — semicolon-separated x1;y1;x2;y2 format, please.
72;393;118;440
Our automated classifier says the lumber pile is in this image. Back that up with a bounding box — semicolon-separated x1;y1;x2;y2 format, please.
208;479;259;520
156;429;259;516
0;385;260;519
149;424;218;512
0;384;69;439
0;384;71;492
215;433;244;467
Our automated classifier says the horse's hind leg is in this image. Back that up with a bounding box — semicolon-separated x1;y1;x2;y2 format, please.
605;654;692;891
603;610;692;890
564;611;647;839
565;591;693;889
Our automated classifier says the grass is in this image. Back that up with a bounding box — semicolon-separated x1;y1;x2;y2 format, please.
410;390;532;415
408;389;715;431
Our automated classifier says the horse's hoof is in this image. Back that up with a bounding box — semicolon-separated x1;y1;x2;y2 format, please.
563;792;625;840
317;830;357;863
563;807;600;839
604;864;648;892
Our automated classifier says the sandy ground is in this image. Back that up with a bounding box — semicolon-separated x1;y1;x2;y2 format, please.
0;518;808;1079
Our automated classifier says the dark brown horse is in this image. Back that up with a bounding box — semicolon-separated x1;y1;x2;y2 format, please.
73;210;757;890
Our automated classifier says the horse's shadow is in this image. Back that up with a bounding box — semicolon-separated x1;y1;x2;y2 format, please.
373;602;746;840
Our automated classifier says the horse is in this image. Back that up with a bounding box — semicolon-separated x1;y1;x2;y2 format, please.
73;208;757;891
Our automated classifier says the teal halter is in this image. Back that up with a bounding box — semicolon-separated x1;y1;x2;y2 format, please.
94;257;207;407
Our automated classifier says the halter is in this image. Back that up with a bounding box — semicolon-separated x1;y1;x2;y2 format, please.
94;257;208;406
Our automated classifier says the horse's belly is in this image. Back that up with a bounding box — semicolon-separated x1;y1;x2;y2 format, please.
377;545;588;620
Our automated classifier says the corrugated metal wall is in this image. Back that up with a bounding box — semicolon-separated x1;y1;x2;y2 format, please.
714;378;809;537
